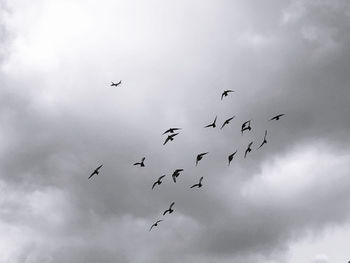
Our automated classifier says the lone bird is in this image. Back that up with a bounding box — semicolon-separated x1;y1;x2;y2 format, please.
88;164;103;179
228;150;237;166
244;142;253;158
163;133;179;145
149;220;163;232
162;128;181;135
152;175;166;189
221;90;234;100
204;116;217;128
190;176;203;188
270;114;285;121
163;202;175;215
133;157;145;167
241;120;252;134
110;81;122;87
221;116;235;129
172;169;184;183
196;152;209;166
257;130;267;149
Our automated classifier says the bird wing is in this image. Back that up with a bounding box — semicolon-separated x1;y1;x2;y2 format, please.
221;92;225;100
96;164;103;170
162;129;171;135
141;157;145;162
149;224;155;231
204;123;212;128
88;171;96;179
163;136;170;145
172;174;176;183
213;116;217;123
159;175;166;180
133;162;140;166
201;152;209;156
156;220;163;224
152;182;157;189
175;169;183;173
257;141;265;149
199;176;203;184
226;90;234;93
220;121;227;129
170;133;179;138
163;210;168;216
170;202;175;209
264;130;267;138
248;142;253;148
190;184;197;188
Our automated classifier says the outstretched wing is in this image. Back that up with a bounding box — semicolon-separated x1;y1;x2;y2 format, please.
152;182;157;189
159;175;166;180
88;171;96;179
199;176;203;184
163;136;170;145
169;202;175;209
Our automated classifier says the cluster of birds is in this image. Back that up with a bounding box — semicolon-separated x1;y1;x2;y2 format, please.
88;84;285;232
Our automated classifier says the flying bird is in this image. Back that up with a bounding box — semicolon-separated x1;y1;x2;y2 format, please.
244;142;253;158
162;128;181;135
257;130;267;149
196;152;209;166
163;133;179;145
149;220;163;232
190;176;203;188
204;116;217;128
110;80;122;87
241;120;252;134
221;116;235;129
221;90;234;100
133;157;145;167
152;175;166;189
172;169;184;183
163;202;175;215
228;150;237;165
88;164;103;179
270;114;285;121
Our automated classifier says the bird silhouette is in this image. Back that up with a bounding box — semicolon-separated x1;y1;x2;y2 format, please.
163;133;179;145
221;116;235;129
196;152;209;166
228;150;237;165
152;175;166;189
172;169;184;183
149;220;163;231
270;114;285;121
162;128;181;135
88;164;103;179
204;116;217;128
221;90;234;100
257;130;267;149
133;157;145;167
163;202;175;215
190;176;203;188
110;81;122;87
241;120;252;134
244;142;253;158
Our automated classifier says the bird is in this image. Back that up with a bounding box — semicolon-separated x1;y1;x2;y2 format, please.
162;128;181;135
110;81;122;87
172;169;184;183
221;116;235;129
163;133;179;145
241;120;252;134
152;175;166;189
269;114;285;121
204;116;217;128
244;142;253;158
88;164;103;179
190;176;203;188
133;157;145;167
228;150;237;165
149;220;163;232
196;152;209;166
163;202;175;215
257;130;267;149
221;90;234;100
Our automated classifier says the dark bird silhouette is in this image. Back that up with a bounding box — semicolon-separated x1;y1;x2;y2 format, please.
149;220;163;232
110;81;122;87
172;169;184;183
204;116;217;128
270;114;285;121
163;133;179;145
241;120;252;134
190;176;203;188
228;150;237;165
152;175;166;189
244;142;253;158
257;130;267;149
221;116;235;129
162;128;181;135
221;90;234;100
133;157;145;167
88;164;103;179
163;202;175;215
196;152;209;166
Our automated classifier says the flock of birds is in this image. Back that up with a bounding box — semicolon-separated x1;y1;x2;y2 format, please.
88;82;285;232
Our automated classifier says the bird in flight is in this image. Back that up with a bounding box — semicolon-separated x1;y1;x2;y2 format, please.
228;150;237;165
172;169;184;183
110;81;122;87
163;133;179;145
221;116;235;129
221;90;234;100
196;152;209;166
244;142;253;158
241;120;252;134
190;176;203;188
163;202;175;215
162;128;181;135
152;175;166;189
149;220;163;232
257;130;267;149
133;157;145;167
88;164;103;179
204;116;217;128
270;114;285;121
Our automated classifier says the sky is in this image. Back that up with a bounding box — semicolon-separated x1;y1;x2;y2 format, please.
0;0;350;262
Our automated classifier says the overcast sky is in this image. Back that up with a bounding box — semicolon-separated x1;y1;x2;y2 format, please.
1;0;350;262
